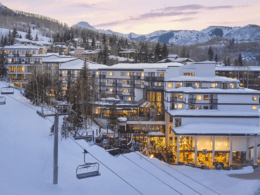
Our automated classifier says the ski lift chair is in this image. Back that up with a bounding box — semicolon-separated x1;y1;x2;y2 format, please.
1;87;14;95
0;96;6;105
76;150;101;179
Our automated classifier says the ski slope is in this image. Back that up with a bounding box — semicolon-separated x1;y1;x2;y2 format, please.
0;81;259;195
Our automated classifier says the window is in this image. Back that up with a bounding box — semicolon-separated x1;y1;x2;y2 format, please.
33;51;36;54
186;83;192;87
8;58;11;62
184;73;195;76
190;105;195;109
106;80;108;84
159;73;164;77
176;83;181;88
170;117;173;122
178;104;183;109
158;82;162;86
75;71;77;75
96;71;99;75
203;106;209;109
204;95;209;100
9;66;16;72
128;97;132;101
175;118;181;127
211;83;217;88
121;72;126;76
253;96;258;101
196;95;202;100
230;83;235;89
178;94;183;99
252;106;257;110
17;66;24;72
195;83;200;88
141;81;144;86
62;70;67;74
110;88;113;92
196;106;202;110
141;72;144;77
122;80;126;85
240;83;243;87
127;72;130;76
168;83;173;88
9;50;11;54
31;58;34;62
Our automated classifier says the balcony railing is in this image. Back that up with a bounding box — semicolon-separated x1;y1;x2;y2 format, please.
100;82;106;86
26;54;32;57
170;97;186;102
146;85;164;90
117;83;122;87
188;99;218;104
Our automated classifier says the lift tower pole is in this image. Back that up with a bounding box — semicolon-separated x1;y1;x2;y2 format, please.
37;104;71;185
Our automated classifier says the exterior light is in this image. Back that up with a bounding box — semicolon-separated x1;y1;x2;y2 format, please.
149;154;154;158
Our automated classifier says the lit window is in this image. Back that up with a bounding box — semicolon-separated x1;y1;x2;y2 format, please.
110;88;113;92
252;106;257;110
158;82;162;86
17;66;24;72
159;73;164;77
33;51;36;54
96;71;99;75
9;50;11;54
62;71;67;74
128;97;131;101
110;72;113;76
184;73;195;76
204;95;209;100
168;83;173;88
122;89;126;93
178;94;183;99
106;80;108;84
178;104;183;109
211;83;217;88
127;72;130;76
230;83;235;89
8;58;11;62
176;83;181;88
253;96;258;101
195;83;200;88
196;106;202;110
122;80;126;85
141;81;144;86
31;58;34;62
141;72;144;77
75;71;77;75
174;104;177;109
40;58;42;62
240;83;243;87
197;95;202;100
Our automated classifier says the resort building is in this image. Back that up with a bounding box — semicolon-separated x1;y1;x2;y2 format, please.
59;60;260;167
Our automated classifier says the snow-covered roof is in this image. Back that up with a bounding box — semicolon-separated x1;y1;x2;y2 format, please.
158;58;194;63
42;56;75;63
216;66;260;72
168;110;260;117
59;59;107;70
118;117;127;122
109;55;135;62
166;76;240;83
173;123;260;135
98;62;183;70
165;86;260;94
84;50;98;54
4;44;40;49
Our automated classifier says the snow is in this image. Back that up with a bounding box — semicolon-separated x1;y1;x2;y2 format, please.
0;28;53;43
148;132;165;137
174;123;260;135
4;43;40;49
166;76;240;83
0;81;259;195
216;66;260;72
165;86;260;94
59;59;107;70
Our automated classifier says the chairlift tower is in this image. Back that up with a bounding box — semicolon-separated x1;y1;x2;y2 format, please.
37;103;72;184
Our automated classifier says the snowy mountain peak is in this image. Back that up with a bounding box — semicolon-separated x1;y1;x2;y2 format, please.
73;21;96;31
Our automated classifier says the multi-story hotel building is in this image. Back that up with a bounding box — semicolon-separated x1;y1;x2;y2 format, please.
59;60;260;167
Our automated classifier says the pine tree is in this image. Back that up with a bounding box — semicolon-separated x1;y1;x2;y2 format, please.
214;54;218;62
26;28;33;40
108;103;119;132
238;53;243;66
161;43;168;59
180;46;187;58
154;42;161;61
35;34;39;41
208;46;214;61
91;37;95;49
227;58;230;66
0;49;7;78
234;58;238;66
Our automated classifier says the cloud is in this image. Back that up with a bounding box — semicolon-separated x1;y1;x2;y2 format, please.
170;17;196;23
95;11;198;27
94;4;240;28
155;4;235;12
72;3;97;8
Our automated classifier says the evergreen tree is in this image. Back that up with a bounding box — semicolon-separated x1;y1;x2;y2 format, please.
214;54;218;62
154;42;161;61
161;43;168;59
35;34;39;41
227;58;230;66
0;49;7;78
91;37;95;49
180;46;187;58
26;28;33;40
234;58;238;66
238;53;243;66
208;46;214;61
108;103;119;132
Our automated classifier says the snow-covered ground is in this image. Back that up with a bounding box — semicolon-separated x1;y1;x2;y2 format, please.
0;81;259;195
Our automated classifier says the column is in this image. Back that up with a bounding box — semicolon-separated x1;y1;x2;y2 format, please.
246;137;250;161
254;136;258;165
177;135;180;164
212;136;215;165
195;136;198;165
147;136;150;157
230;136;233;166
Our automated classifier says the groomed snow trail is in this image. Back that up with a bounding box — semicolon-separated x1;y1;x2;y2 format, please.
0;81;259;195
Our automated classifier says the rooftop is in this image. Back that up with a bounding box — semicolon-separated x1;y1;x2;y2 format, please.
216;65;260;72
4;44;40;49
173;123;260;135
166;76;240;83
59;59;107;70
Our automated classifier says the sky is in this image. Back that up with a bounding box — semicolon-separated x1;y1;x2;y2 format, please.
2;0;260;35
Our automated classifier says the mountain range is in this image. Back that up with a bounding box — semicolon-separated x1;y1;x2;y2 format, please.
73;22;260;46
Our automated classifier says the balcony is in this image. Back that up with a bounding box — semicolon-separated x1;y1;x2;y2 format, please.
100;82;106;86
146;85;164;90
116;91;122;95
134;76;141;79
26;54;32;57
170;97;186;102
188;99;218;104
100;74;106;79
135;84;141;88
117;83;122;87
13;54;20;57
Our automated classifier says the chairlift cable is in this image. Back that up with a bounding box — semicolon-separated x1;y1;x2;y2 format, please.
132;151;220;195
68;137;143;195
112;149;183;194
